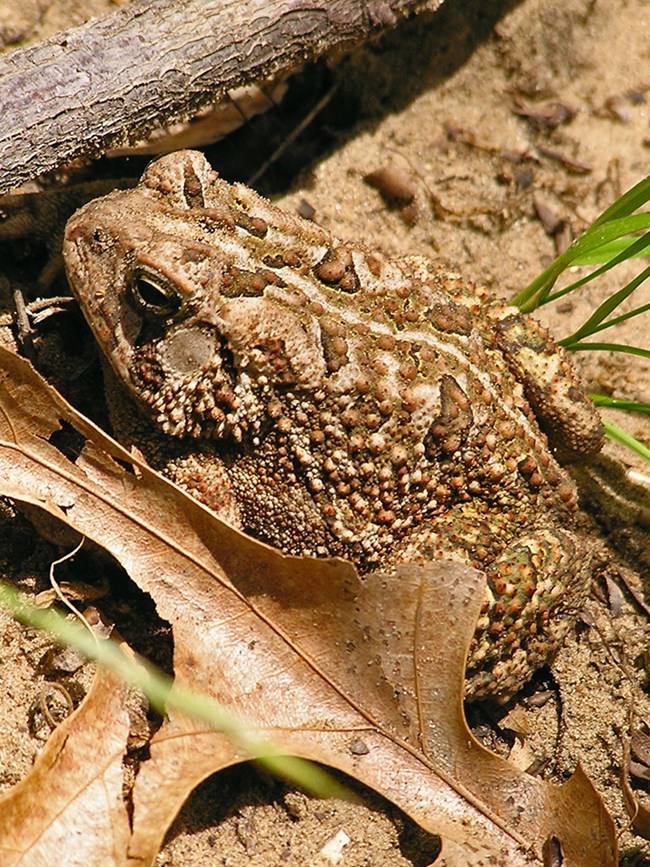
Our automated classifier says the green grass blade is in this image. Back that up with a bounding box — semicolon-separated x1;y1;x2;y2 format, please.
591;174;650;227
0;581;349;800
564;341;650;359
601;419;650;463
571;234;650;266
574;300;650;336
512;194;650;312
591;394;650;415
558;263;650;344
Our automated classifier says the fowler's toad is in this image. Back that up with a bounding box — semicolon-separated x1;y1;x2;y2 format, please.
63;150;604;699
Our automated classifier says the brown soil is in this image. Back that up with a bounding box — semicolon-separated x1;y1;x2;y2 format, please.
2;0;650;864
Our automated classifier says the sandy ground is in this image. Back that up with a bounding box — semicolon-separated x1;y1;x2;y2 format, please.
2;0;650;864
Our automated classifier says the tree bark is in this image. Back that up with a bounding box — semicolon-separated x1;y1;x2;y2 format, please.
0;0;442;195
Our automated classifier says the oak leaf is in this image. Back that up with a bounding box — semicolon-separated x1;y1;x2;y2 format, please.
0;665;130;867
0;347;617;866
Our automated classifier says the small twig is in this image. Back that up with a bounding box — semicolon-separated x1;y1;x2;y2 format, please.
12;286;32;357
48;538;95;635
38;681;75;730
247;82;340;186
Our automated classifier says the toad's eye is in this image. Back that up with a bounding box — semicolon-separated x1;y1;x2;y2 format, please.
128;268;182;319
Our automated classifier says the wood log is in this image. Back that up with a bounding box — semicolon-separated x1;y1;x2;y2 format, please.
0;0;442;194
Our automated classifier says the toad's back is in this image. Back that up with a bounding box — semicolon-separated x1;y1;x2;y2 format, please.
63;150;603;699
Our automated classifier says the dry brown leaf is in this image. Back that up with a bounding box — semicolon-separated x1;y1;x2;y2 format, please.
0;664;130;866
0;347;617;866
621;737;650;839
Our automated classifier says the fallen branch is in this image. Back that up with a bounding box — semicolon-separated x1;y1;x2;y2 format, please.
0;0;442;194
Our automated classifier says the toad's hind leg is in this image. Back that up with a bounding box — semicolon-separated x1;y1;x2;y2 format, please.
393;517;595;701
